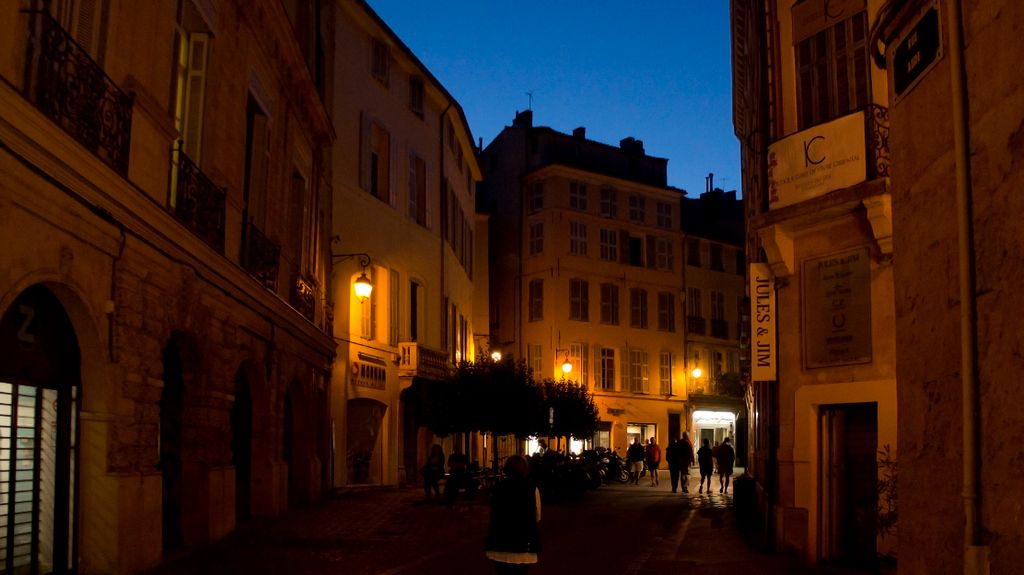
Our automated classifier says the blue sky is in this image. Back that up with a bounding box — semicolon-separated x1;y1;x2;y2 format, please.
364;1;740;196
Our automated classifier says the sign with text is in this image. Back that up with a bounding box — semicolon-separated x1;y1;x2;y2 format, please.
893;2;943;101
803;248;873;368
750;263;777;381
768;111;867;210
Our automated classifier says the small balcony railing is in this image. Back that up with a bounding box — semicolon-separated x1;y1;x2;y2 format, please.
172;149;225;252
397;342;450;380
242;220;280;292
687;316;706;335
711;319;729;339
290;274;317;323
867;104;890;180
23;10;133;175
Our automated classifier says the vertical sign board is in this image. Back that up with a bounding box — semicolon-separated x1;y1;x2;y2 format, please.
803;247;873;368
893;2;943;102
749;263;776;381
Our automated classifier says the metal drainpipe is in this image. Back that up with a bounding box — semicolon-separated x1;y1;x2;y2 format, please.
946;0;988;572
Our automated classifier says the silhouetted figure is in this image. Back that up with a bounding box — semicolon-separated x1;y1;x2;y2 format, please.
422;444;445;500
626;438;645;485
697;438;714;494
645;437;661;486
678;432;695;493
718;437;736;494
485;455;541;574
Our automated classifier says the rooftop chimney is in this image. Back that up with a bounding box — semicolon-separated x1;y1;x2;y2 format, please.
513;110;533;128
619;137;645;154
573;126;586;139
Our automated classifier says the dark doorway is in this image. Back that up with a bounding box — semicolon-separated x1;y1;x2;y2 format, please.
160;337;186;553
0;285;81;574
821;402;878;569
347;399;384;484
231;370;253;522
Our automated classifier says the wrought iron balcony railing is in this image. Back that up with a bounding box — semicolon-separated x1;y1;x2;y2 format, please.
291;274;317;323
687;316;706;335
242;220;280;292
23;10;133;175
867;104;890;180
711;319;729;339
397;342;450;380
172;149;225;252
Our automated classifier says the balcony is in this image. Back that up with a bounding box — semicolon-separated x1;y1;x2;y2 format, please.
171;150;225;252
768;104;890;210
290;274;317;323
23;10;133;175
397;342;450;380
687;316;706;335
242;220;280;292
711;319;729;339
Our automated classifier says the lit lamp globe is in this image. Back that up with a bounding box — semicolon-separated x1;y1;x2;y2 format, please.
561;358;573;374
491;351;502;362
690;367;703;379
353;272;373;301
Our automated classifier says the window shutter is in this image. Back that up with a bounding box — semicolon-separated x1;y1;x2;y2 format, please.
619;230;630;264
70;0;106;60
183;32;209;162
359;112;371;191
389;136;399;207
646;236;657;269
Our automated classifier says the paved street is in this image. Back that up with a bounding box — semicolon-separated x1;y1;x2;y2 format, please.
147;471;835;574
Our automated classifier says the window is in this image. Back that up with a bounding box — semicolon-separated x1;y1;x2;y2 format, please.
528;221;544;255
570;221;588;256
286;169;317;279
570;279;590;321
687;287;703;318
655;238;673;271
711;290;726;321
389;269;400;346
710;244;724;271
528;344;543;378
409;76;424;116
628;194;646;223
53;0;109;61
569;343;589;385
409;280;420;341
600;188;617;218
600;283;620;325
796;11;869;130
371;38;390;86
360;115;391;203
630;288;648;329
447;118;456;152
736;249;746;275
628;235;644;267
599;229;618;261
243;95;270;230
408;154;428;226
657;292;675;332
659;351;673;395
570;181;588;211
529;279;544;322
687;238;702;267
171;1;210;167
656;202;673;229
626;349;649;393
599;348;616;390
530;182;544;212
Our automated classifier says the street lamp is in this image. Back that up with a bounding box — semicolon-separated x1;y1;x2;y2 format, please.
691;367;703;379
555;349;573;374
332;252;373;302
491;350;502;362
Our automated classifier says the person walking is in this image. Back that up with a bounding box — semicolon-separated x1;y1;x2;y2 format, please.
626;438;645;485
645;437;661;487
422;444;445;501
485;455;541;574
717;437;736;494
679;432;695;493
697;438;714;494
666;438;682;493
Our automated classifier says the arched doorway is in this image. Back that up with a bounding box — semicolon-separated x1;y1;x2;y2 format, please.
0;284;81;574
159;336;186;553
230;369;253;522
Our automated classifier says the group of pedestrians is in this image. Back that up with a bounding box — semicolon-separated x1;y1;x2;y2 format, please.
623;434;736;494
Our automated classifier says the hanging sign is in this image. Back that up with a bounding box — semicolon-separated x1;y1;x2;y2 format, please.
750;263;777;381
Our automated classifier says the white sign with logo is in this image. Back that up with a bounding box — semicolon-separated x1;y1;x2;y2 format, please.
750;263;777;381
768;111;867;209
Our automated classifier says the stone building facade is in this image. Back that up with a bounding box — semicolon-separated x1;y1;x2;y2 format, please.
329;0;485;488
0;1;335;572
479;112;690;453
730;0;898;568
878;1;1024;573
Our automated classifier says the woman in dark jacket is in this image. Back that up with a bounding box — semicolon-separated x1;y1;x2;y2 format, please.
485;455;541;574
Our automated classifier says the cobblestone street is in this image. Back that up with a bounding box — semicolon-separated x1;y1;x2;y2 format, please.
145;471;855;574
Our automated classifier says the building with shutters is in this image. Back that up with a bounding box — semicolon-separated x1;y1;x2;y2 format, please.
479;112;690;453
0;1;335;572
329;0;487;488
730;0;897;568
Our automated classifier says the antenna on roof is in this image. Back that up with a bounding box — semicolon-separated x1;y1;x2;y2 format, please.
526;91;534;111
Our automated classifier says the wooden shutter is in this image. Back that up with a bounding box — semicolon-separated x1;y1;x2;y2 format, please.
183;32;209;161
